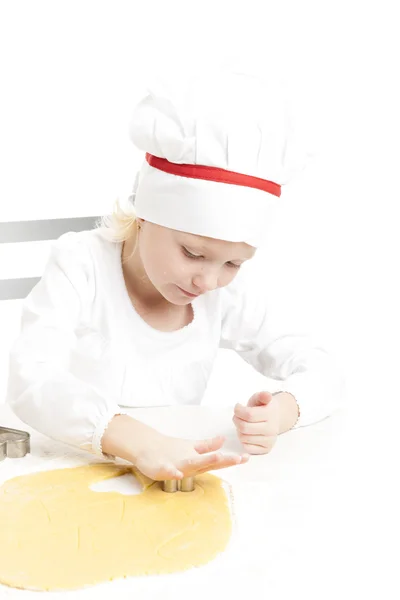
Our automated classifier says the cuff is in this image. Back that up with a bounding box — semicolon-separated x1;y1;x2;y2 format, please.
92;406;128;458
278;369;342;429
272;390;300;429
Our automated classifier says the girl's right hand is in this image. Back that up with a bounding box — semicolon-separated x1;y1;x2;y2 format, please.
101;414;249;481
135;433;249;481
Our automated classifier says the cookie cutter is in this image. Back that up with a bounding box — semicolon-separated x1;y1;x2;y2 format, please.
162;476;195;493
0;426;31;461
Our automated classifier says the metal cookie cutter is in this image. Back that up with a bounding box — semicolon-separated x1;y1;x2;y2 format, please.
0;426;31;462
162;477;195;493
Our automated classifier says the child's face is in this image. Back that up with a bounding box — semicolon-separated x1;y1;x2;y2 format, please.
138;221;256;305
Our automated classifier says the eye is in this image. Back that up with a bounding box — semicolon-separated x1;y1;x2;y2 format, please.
182;247;203;260
182;246;241;269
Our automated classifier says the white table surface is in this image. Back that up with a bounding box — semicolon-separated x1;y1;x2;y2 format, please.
0;402;396;600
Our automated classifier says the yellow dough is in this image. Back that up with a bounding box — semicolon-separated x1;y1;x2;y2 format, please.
0;464;232;591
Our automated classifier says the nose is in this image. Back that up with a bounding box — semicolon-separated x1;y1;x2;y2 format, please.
192;268;219;293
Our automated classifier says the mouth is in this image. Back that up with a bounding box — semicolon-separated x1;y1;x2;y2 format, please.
177;286;200;298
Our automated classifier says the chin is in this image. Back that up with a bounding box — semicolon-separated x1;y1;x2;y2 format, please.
156;287;186;306
167;286;195;305
177;297;193;305
169;293;192;306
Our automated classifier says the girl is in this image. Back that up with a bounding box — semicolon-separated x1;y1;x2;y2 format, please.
6;67;344;483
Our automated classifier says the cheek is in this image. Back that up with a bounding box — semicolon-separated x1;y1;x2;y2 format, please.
152;248;186;283
171;251;193;278
177;261;190;275
140;240;194;285
218;269;239;287
139;243;164;282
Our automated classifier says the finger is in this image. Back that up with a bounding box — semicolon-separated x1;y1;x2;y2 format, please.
234;403;269;423
193;435;225;454
233;415;266;435
238;434;271;447
193;453;250;476
180;452;241;476
151;464;184;481
247;391;273;408
241;444;272;455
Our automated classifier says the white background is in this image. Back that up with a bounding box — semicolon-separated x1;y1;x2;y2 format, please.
0;0;399;593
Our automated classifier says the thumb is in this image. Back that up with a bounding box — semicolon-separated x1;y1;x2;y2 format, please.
194;435;225;455
247;391;273;408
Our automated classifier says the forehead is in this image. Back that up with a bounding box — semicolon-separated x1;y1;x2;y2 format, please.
175;230;256;259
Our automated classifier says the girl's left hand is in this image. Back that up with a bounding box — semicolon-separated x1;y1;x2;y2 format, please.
232;391;280;455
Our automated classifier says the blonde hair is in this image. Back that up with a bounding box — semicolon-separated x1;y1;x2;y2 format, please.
94;195;139;264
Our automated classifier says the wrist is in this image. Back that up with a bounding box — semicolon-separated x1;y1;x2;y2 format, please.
272;392;300;434
101;414;161;463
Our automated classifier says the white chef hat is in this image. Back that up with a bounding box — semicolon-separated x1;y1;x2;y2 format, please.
128;64;313;247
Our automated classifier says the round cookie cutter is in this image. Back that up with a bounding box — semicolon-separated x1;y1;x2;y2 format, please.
162;476;195;493
0;426;31;461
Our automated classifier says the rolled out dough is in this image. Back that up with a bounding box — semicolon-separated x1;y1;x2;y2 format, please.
0;464;232;591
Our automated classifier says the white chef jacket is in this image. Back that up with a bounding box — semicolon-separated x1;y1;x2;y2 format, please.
6;228;345;456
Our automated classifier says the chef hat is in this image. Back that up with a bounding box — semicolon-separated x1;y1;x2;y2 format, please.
127;64;313;247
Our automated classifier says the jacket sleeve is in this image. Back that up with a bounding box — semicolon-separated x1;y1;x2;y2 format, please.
219;273;346;428
6;232;124;455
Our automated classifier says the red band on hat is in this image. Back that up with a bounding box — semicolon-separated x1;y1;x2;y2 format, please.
145;153;281;197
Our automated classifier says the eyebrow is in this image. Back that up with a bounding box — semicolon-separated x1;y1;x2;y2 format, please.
182;242;253;261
